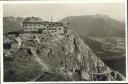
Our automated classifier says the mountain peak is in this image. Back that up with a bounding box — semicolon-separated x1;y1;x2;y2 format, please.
60;15;125;38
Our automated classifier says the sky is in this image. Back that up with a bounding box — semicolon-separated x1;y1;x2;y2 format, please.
3;3;125;22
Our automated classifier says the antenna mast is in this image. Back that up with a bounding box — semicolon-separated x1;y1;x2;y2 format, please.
51;16;53;22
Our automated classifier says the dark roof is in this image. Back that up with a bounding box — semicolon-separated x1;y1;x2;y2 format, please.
4;29;24;35
41;22;63;27
23;17;64;27
48;22;63;27
41;21;50;26
23;17;43;24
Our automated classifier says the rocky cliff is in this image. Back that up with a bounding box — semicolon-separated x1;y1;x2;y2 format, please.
4;31;125;81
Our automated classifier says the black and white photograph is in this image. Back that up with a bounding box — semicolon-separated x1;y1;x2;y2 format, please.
0;0;127;83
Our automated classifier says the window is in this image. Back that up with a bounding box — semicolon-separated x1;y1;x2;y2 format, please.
4;43;11;49
59;28;61;30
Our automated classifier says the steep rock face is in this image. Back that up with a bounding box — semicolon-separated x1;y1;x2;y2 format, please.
4;31;125;81
80;36;126;76
60;15;126;77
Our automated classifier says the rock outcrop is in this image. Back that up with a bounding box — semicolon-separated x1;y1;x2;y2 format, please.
4;31;125;81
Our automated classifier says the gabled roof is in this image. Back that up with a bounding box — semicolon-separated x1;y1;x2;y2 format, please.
42;21;50;26
48;22;63;27
23;17;64;27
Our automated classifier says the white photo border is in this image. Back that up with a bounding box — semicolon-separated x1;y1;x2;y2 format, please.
0;0;127;84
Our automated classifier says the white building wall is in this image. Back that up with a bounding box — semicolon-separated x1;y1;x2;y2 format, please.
56;27;64;34
48;26;64;34
23;23;47;32
23;23;65;35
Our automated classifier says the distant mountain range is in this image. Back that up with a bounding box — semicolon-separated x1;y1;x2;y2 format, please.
4;14;125;38
3;17;24;33
60;14;125;38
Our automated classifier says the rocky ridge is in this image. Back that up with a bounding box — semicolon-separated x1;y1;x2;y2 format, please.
4;30;125;81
